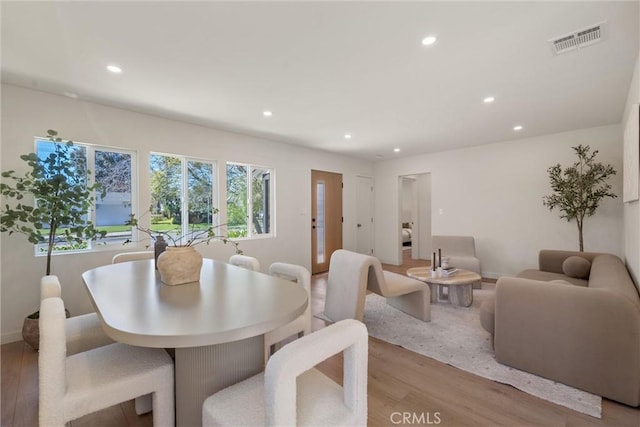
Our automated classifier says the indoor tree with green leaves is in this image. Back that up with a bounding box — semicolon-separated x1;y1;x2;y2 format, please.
1;129;106;275
542;144;617;252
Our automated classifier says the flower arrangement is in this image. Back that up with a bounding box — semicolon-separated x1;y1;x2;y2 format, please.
124;208;242;254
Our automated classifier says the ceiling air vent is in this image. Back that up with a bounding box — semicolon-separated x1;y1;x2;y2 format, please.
548;21;606;55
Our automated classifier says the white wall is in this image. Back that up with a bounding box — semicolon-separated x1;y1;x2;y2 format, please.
622;52;640;286
401;177;414;223
416;173;432;260
0;84;373;343
374;125;624;278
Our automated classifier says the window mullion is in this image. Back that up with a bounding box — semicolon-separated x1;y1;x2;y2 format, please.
86;146;96;249
182;158;189;243
246;167;252;238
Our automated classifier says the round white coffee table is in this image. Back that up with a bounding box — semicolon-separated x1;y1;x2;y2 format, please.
406;267;481;307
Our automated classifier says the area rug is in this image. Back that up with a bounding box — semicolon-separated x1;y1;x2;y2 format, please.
360;287;602;418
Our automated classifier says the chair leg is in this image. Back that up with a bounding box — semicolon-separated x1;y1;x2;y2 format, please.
264;342;276;365
134;394;152;415
152;388;175;427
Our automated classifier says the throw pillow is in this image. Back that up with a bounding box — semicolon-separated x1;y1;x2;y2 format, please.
562;256;591;279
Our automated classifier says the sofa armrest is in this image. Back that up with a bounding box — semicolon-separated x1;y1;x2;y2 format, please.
538;249;602;273
494;276;640;406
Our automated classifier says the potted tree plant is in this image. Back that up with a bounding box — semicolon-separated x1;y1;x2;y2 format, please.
543;144;617;251
1;129;106;349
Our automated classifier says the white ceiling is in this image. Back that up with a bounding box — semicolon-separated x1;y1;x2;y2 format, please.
2;1;638;161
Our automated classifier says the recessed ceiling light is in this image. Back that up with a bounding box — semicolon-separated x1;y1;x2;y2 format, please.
106;64;122;74
483;96;495;103
421;36;437;46
263;111;272;117
513;125;523;131
344;134;352;139
394;148;401;153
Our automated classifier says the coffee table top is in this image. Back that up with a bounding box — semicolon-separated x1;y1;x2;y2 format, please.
406;267;481;286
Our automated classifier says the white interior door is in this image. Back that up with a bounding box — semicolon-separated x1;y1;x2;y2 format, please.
355;176;373;255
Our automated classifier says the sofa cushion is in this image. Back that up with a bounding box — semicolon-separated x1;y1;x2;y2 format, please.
517;269;588;287
562;256;591;279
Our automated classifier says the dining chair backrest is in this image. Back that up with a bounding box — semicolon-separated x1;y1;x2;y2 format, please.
202;319;368;426
39;274;115;354
112;251;154;264
41;275;62;300
268;262;311;294
264;262;313;362
39;297;68;425
229;254;260;271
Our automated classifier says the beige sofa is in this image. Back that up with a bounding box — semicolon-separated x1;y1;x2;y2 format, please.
432;235;482;288
481;250;640;406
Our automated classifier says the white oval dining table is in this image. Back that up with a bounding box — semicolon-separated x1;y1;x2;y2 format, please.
82;258;308;427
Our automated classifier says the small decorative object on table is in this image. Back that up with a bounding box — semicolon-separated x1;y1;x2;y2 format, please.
154;235;168;269
441;267;458;277
431;252;438;276
441;256;450;269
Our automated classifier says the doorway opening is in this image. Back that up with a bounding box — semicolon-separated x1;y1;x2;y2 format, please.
399;174;432;262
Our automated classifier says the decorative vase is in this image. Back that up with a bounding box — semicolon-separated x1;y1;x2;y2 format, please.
154;235;168;269
22;308;70;351
156;246;203;286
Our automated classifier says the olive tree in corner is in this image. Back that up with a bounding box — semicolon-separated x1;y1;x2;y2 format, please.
543;144;617;252
1;130;106;274
1;129;106;349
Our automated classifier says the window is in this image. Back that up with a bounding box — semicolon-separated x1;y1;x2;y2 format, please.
226;162;274;238
34;138;136;253
149;153;216;243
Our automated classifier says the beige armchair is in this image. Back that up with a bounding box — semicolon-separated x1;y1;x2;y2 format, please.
432;235;482;288
324;249;430;323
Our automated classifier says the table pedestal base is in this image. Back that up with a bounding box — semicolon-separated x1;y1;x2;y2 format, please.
428;283;473;307
175;335;264;427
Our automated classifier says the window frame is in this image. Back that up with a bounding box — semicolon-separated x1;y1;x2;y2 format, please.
225;161;275;240
33;136;138;256
148;152;219;245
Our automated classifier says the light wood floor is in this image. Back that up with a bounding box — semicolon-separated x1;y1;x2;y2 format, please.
2;250;639;426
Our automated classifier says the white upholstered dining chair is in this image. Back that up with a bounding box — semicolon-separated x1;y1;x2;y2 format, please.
40;275;114;355
202;319;368;426
111;251;156;414
264;262;312;363
229;254;261;271
112;250;154;264
41;275;154;415
38;297;175;427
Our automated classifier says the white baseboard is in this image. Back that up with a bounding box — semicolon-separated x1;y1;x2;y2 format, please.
2;330;23;345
